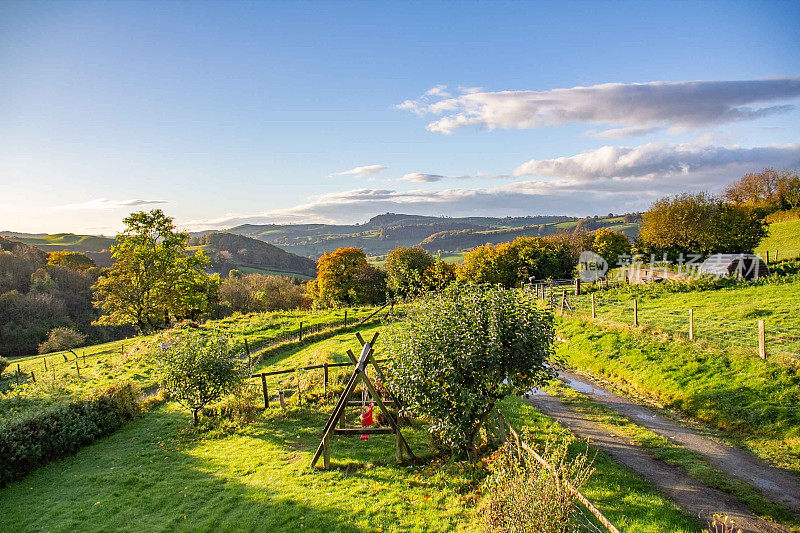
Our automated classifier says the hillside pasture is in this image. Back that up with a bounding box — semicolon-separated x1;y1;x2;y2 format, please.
756;217;800;261
0;325;698;533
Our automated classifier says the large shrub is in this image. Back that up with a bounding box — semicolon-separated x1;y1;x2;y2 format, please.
0;383;141;486
384;285;554;457
155;331;245;425
37;327;87;354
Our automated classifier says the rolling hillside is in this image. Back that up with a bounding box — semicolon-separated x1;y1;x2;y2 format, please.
756;216;800;261
224;212;641;258
190;232;317;278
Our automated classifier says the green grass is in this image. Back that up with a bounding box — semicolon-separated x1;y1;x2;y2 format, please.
756;218;800;261
0;307;382;418
0;403;481;533
572;280;800;361
555;316;800;472
17;233;115;252
543;380;800;529
1;324;701;532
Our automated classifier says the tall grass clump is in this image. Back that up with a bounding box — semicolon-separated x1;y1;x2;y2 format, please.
481;439;594;533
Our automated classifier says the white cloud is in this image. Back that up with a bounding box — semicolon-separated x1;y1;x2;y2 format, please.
181;140;800;231
52;198;169;211
398;78;800;135
328;164;387;178
513;141;800;180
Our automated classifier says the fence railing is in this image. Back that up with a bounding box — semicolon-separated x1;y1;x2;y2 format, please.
538;283;800;364
1;304;396;389
494;409;620;533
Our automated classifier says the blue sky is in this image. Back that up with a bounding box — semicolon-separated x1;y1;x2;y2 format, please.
1;1;799;233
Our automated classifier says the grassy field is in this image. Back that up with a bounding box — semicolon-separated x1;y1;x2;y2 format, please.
0;307;381;418
569;280;800;361
0;325;701;532
555;317;800;472
757;217;800;261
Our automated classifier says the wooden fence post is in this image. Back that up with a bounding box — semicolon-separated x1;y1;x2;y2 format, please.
278;390;286;409
299;322;303;342
758;319;767;360
574;278;581;296
766;250;770;264
31;370;36;383
83;351;86;365
344;310;348;327
775;250;779;262
689;308;694;341
43;358;47;371
560;291;566;315
261;374;269;408
633;299;638;327
16;364;20;385
591;293;596;319
323;363;329;393
75;360;80;378
296;371;302;406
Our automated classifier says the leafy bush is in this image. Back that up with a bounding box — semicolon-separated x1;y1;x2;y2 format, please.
480;440;593;533
37;327;87;354
0;383;141;486
0;357;8;376
154;331;245;425
218;273;309;314
385;285;554;457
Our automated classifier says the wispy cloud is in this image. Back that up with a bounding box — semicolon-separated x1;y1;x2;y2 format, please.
52;198;169;211
327;164;387;178
513;141;800;180
398;78;800;135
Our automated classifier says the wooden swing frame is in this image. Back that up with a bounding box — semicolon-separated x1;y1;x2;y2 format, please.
310;331;415;469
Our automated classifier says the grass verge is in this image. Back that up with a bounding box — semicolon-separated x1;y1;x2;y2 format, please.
556;317;800;473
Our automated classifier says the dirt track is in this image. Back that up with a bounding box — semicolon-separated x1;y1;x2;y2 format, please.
527;370;800;533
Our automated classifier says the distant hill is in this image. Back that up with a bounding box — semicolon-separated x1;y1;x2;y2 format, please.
190;232;317;278
0;232;116;266
219;212;640;258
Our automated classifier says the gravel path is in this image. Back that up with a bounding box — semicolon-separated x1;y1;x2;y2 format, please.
527;374;797;533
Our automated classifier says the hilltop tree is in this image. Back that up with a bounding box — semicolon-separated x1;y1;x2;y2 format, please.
93;210;218;333
307;247;386;307
724;168;800;212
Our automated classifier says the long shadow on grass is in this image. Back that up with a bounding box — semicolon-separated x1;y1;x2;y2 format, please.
0;406;387;533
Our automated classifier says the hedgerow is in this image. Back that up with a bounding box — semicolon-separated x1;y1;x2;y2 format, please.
0;383;141;486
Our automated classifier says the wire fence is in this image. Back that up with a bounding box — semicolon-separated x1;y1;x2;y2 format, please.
1;304;396;390
535;282;800;364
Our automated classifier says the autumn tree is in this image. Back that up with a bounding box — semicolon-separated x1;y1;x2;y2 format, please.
724;168;800;212
384;246;435;298
307;247;386;307
93;210;218;332
458;236;584;287
591;228;631;266
638;193;768;258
